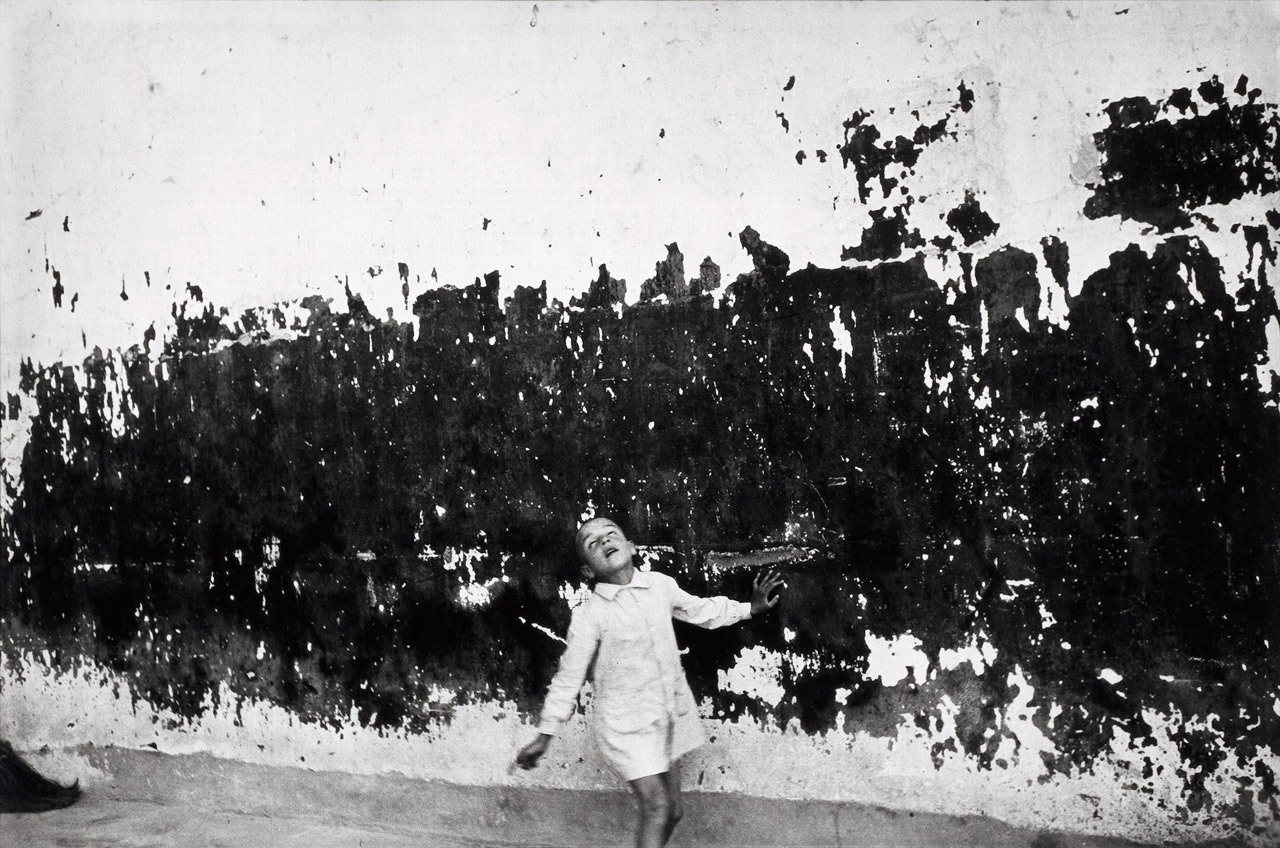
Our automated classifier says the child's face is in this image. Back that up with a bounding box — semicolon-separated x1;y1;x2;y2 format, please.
576;517;636;581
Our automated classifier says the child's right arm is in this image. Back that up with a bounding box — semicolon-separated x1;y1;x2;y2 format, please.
515;604;600;770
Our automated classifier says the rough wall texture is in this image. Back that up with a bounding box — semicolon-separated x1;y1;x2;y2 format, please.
3;5;1280;846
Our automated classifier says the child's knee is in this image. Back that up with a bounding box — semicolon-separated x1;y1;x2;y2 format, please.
634;784;670;819
640;791;670;819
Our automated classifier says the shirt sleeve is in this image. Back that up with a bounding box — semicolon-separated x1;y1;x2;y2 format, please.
535;603;601;735
662;573;753;629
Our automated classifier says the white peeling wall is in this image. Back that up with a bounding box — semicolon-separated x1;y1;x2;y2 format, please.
3;3;1279;846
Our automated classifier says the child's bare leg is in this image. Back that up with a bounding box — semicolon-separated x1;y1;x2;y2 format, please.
658;761;684;844
628;774;671;848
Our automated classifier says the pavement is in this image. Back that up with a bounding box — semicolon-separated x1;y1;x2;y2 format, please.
3;746;1198;847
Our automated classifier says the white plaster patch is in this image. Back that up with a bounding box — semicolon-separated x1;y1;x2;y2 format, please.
938;632;998;676
519;617;567;645
864;632;928;687
1261;314;1280;401
999;577;1034;602
634;545;672;572
255;536;280;602
414;546;512;609
558;581;593;608
74;562;116;574
993;666;1058;766
0;411;33;520
456;577;502;610
829;307;853;379
3;653;1278;846
718;645;788;707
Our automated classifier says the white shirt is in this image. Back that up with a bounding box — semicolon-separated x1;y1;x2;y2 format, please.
537;569;752;737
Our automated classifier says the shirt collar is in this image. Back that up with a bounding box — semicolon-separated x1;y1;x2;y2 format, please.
593;568;651;600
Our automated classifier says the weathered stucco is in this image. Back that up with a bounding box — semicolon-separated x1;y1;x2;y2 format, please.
2;2;1279;845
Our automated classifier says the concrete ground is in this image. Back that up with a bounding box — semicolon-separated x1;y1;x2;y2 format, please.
4;746;1207;847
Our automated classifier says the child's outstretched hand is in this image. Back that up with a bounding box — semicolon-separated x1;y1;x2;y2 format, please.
750;569;785;615
514;734;551;770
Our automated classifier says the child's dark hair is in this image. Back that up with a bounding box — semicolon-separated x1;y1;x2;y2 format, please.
552;515;596;585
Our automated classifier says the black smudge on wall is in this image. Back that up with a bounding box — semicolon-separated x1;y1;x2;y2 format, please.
841;207;924;262
4;79;1279;827
945;192;999;246
836;82;972;205
1085;77;1280;230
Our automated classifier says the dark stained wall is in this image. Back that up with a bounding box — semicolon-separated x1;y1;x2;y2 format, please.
3;78;1279;830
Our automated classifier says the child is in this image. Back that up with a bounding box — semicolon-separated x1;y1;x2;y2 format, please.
515;516;784;848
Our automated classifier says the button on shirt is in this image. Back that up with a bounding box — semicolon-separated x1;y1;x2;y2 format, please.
537;570;752;745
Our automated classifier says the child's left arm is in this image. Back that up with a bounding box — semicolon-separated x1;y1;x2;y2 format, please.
667;570;784;628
